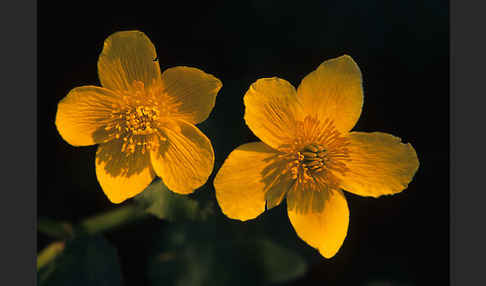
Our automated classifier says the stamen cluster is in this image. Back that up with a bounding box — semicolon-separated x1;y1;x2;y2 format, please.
124;106;159;135
288;144;328;184
101;81;180;155
281;116;352;187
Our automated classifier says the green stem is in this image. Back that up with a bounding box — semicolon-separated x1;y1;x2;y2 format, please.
79;204;149;235
37;204;149;276
37;241;65;270
38;218;74;240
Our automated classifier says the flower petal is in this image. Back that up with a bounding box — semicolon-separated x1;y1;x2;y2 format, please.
214;142;282;221
287;189;349;258
151;120;214;195
297;55;363;133
263;165;294;211
244;77;302;150
96;139;155;204
336;132;419;197
98;30;161;92
286;175;334;214
55;86;121;146
161;66;222;124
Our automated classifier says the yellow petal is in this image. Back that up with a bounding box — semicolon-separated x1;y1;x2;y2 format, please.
296;55;363;133
336;132;419;197
96;139;155;203
151;120;214;195
214;142;282;221
264;165;294;211
286;175;332;214
97;30;161;92
287;189;349;258
244;77;302;150
161;66;222;124
55;86;121;146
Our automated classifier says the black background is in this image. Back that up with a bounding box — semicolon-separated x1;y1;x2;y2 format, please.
38;1;448;285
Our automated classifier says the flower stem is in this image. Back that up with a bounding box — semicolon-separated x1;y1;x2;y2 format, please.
38;218;74;240
79;204;149;235
37;204;149;276
37;241;65;270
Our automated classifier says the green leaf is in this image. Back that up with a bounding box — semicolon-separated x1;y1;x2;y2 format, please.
38;235;122;286
134;179;203;221
257;239;308;284
147;221;307;286
148;229;260;286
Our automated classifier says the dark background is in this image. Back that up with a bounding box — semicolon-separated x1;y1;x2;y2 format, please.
38;1;448;285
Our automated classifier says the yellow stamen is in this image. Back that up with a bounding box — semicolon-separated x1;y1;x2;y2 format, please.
280;116;352;187
102;80;181;155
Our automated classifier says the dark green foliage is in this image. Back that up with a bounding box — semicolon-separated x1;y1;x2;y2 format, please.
134;179;203;221
38;235;122;286
147;220;307;286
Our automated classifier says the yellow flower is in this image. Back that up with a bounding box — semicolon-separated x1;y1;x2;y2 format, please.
213;55;419;258
56;31;222;203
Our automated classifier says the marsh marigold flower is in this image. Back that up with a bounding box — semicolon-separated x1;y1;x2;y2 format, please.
56;31;222;203
213;55;419;258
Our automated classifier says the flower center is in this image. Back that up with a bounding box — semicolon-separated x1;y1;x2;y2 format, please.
300;143;328;172
107;105;161;138
281;116;351;186
124;106;159;135
103;81;179;155
104;105;163;155
287;144;327;184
